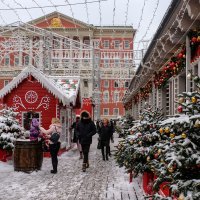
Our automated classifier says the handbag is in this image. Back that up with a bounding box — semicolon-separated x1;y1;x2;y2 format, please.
50;126;60;144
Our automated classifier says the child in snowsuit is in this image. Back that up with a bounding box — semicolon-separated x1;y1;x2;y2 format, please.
30;118;40;141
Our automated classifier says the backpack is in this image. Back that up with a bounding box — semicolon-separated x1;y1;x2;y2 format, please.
50;126;60;144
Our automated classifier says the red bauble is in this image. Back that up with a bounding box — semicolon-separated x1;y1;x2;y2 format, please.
178;105;183;113
154;153;159;159
170;62;175;68
191;37;197;43
178;53;183;58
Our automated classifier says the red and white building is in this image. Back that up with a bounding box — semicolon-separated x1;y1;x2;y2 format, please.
0;12;135;120
0;66;80;148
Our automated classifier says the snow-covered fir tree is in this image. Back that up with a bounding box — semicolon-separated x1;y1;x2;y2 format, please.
115;104;164;176
0;107;25;150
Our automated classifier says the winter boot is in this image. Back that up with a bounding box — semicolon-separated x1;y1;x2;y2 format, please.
86;161;89;168
79;152;83;159
106;155;109;161
82;163;86;172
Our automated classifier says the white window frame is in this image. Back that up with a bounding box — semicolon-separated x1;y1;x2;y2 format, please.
22;112;41;130
114;40;120;48
113;92;119;102
4;80;9;86
113;108;119;116
5;55;10;66
125;81;129;88
104;80;109;88
24;55;29;66
114;81;119;88
104;59;109;68
14;56;19;66
103;91;109;103
103;40;109;48
124;40;130;49
103;108;109;116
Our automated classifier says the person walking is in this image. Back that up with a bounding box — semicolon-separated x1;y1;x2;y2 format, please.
70;115;83;159
76;111;96;172
108;119;115;156
98;118;113;161
40;118;61;174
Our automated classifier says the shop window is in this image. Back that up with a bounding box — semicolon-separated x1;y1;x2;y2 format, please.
22;111;40;130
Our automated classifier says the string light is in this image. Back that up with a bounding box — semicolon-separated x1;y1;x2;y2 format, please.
125;0;193;102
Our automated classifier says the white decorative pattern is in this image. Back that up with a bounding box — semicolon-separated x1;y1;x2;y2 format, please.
36;96;50;110
25;90;38;104
13;95;26;110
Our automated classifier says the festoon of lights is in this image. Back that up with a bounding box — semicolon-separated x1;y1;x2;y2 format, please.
125;0;196;105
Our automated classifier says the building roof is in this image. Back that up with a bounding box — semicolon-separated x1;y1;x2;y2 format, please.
124;0;200;104
0;66;80;106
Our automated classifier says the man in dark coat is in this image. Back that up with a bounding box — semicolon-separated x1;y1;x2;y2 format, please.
76;111;96;172
98;118;113;161
70;115;82;159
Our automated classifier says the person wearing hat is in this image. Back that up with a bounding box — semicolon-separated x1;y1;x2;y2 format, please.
70;115;83;159
76;111;96;172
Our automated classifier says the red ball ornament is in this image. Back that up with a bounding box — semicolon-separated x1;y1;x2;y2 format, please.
191;37;197;43
154;153;159;159
178;105;183;113
178;53;183;58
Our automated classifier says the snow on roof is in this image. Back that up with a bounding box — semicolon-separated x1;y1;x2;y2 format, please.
49;76;80;105
0;66;80;106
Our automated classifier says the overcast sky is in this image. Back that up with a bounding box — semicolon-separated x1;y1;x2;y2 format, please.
0;0;172;50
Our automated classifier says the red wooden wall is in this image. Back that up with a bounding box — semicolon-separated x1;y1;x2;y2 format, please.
3;76;58;129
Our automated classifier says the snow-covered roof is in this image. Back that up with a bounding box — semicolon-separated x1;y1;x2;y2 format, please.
49;76;80;105
0;66;80;106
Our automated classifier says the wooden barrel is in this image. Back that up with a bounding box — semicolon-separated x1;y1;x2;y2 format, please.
14;139;43;172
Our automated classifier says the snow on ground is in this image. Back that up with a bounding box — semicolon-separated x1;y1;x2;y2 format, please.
0;134;145;200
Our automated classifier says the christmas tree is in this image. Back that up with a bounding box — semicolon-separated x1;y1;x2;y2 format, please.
0;107;25;150
116;114;135;138
148;75;200;199
115;104;164;176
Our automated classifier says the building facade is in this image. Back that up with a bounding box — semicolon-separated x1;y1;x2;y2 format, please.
123;0;200;119
0;12;135;120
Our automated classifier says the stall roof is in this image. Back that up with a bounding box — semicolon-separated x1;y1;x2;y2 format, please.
0;66;80;106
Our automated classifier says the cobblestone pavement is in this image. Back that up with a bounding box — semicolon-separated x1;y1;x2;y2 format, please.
0;135;145;200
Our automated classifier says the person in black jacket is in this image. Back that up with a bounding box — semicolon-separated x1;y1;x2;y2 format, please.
76;111;96;172
98;118;113;161
70;115;82;159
